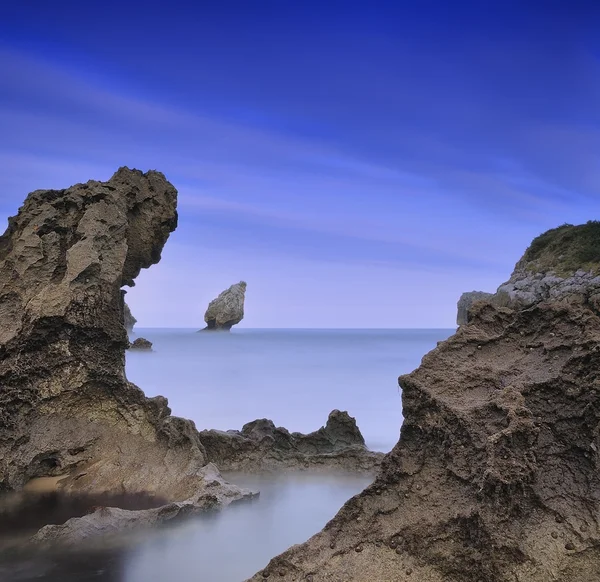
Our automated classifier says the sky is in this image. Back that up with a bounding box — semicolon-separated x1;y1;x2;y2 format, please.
0;0;599;328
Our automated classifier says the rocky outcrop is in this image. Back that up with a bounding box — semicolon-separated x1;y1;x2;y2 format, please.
123;301;137;333
200;410;383;473
0;168;246;506
458;222;600;325
456;291;494;325
30;464;256;547
250;300;600;581
203;281;246;331
129;337;153;351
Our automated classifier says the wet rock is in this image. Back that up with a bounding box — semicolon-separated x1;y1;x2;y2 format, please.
200;410;382;473
129;337;153;351
0;168;245;506
30;464;256;547
202;281;246;331
248;300;600;580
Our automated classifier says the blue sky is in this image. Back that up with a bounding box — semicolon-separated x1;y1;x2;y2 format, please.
1;1;599;327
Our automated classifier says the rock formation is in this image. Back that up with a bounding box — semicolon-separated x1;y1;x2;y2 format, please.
250;240;600;581
456;290;494;325
200;410;382;473
123;301;137;333
0;168;248;507
203;281;246;330
129;337;153;351
458;221;600;325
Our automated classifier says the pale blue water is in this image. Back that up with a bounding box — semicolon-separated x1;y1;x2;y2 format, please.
2;328;454;582
126;328;454;452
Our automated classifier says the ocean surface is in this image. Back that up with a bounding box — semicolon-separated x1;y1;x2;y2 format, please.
1;328;454;582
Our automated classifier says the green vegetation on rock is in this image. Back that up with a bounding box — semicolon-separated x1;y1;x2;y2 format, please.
518;220;600;276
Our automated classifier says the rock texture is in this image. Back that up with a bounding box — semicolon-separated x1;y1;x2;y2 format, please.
0;168;245;505
203;281;246;331
129;337;153;351
458;222;600;325
201;410;383;473
457;291;494;325
31;464;256;547
123;301;137;333
249;300;600;582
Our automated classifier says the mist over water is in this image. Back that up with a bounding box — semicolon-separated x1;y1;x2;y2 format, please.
1;328;453;581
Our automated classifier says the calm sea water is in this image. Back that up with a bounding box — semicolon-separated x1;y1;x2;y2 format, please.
126;328;454;451
1;328;453;582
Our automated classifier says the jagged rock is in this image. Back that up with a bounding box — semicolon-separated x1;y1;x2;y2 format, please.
129;337;153;351
123;301;137;333
30;464;256;547
456;291;494;325
458;222;600;323
202;281;246;331
249;301;600;581
200;410;383;473
0;168;245;506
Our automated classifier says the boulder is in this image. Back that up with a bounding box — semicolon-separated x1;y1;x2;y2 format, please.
200;410;382;473
0;168;246;506
129;337;153;351
202;281;246;331
456;290;494;325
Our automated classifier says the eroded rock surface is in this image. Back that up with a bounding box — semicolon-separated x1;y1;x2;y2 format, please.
201;410;383;473
458;222;600;325
31;464;256;547
249;301;600;581
0;168;244;505
123;302;137;333
203;281;246;330
456;291;494;325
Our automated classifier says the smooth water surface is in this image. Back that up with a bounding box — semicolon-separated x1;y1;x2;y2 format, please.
127;328;454;451
1;328;454;582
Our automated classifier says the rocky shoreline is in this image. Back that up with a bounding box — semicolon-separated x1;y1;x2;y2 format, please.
0;169;381;553
2;170;600;580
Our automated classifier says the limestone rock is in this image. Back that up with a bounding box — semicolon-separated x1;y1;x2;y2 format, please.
456;291;494;325
30;464;256;547
123;302;137;333
0;168;244;505
249;301;600;581
457;222;600;322
129;337;153;351
203;281;246;331
200;410;382;473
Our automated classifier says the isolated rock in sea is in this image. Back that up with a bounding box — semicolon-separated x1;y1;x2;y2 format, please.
456;290;494;325
0;168;246;506
457;221;600;323
200;410;382;473
123;301;137;333
203;281;246;330
129;337;153;351
31;464;256;547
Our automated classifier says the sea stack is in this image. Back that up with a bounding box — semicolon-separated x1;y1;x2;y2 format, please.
202;281;247;331
250;223;600;581
0;168;248;507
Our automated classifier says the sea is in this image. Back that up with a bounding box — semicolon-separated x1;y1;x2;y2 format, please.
0;328;454;582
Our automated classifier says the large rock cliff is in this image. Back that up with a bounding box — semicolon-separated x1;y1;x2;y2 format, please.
0;168;243;504
250;235;600;581
203;281;246;330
